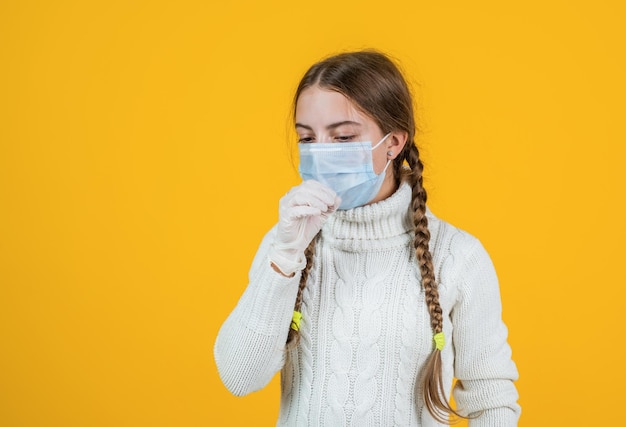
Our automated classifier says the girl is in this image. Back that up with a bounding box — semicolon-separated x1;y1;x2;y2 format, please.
214;50;520;426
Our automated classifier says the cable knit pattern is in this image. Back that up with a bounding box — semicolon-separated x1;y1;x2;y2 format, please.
353;260;386;424
394;253;430;426
325;256;355;424
214;181;521;426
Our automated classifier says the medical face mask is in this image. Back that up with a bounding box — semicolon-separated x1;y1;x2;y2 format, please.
298;133;392;210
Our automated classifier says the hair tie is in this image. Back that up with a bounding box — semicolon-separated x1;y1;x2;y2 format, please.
433;332;445;351
291;311;302;331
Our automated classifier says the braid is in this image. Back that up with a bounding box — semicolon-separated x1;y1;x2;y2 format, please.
286;234;318;347
406;145;442;333
405;143;467;424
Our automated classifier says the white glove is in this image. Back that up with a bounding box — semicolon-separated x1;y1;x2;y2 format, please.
268;180;340;276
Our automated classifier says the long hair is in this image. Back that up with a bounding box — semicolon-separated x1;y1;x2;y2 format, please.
287;50;470;424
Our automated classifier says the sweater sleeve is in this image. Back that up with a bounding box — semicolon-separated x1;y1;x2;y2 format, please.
213;225;302;396
450;237;521;426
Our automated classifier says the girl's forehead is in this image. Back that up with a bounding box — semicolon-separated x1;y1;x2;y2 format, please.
295;86;367;126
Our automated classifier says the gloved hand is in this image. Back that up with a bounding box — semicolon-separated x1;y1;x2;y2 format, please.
268;180;341;276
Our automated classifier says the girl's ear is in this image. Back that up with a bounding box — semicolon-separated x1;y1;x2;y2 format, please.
387;131;408;158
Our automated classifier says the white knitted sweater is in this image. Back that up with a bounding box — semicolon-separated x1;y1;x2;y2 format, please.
214;181;520;426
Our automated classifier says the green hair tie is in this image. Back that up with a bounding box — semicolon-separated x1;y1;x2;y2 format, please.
291;311;302;331
433;332;445;351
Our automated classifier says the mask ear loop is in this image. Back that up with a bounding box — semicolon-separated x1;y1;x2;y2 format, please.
379;158;392;176
373;133;393;176
372;132;392;150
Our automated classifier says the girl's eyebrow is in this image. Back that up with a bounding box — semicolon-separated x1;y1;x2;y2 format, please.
295;121;362;131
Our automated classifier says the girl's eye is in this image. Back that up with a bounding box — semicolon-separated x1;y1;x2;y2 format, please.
298;136;315;143
335;135;356;142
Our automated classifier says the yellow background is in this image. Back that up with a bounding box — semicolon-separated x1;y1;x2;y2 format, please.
1;1;624;426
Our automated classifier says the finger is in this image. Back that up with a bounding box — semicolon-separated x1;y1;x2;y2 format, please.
288;191;330;212
327;195;342;213
300;180;338;206
283;205;322;221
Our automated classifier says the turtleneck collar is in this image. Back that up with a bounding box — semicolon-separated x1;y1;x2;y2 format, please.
321;180;417;251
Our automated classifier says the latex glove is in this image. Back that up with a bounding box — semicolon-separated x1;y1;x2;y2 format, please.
268;180;340;276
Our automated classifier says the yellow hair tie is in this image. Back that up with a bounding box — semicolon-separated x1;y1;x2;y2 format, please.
433;332;445;351
291;311;302;331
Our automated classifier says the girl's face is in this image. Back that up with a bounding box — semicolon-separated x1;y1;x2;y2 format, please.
295;86;389;174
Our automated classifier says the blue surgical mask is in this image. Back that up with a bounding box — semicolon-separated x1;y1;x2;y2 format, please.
298;133;392;210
